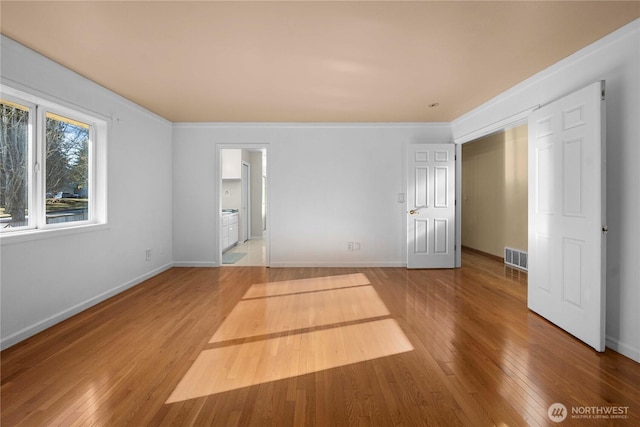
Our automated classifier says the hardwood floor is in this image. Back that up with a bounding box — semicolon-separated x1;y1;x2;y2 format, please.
2;251;639;426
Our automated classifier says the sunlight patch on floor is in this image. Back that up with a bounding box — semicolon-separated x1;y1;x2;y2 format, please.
210;285;390;343
242;272;370;298
166;318;413;402
166;274;413;403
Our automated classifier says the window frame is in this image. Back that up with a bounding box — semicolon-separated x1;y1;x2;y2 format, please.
1;85;107;242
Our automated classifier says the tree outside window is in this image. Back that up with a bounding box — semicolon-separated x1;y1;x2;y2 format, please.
1;100;92;230
45;113;90;224
0;101;29;228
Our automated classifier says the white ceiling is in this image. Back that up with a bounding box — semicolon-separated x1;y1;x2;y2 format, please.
1;1;638;122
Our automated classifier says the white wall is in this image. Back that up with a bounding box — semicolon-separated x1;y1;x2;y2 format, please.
221;180;242;210
172;123;451;267
452;20;640;362
0;36;174;349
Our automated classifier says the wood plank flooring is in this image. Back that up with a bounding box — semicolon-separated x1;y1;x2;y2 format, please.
211;281;390;342
2;250;639;426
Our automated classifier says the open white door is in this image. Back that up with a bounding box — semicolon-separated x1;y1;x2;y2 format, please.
407;144;456;269
528;81;606;351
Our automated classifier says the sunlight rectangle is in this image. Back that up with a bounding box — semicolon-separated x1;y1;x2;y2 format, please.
242;273;370;299
211;285;389;343
166;319;414;403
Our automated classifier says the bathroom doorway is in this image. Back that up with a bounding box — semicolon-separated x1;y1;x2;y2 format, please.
219;145;269;266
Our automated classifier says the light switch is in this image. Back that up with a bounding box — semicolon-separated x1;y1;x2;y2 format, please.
397;193;405;203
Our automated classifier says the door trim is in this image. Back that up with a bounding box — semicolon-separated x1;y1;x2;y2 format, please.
455;144;462;268
241;161;251;242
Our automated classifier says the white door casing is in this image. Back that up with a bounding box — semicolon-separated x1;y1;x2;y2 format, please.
407;144;456;269
528;81;606;352
242;162;250;242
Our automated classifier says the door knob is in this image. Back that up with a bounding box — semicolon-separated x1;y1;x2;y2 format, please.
409;206;426;215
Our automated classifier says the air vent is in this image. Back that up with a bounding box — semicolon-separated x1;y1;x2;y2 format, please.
504;247;528;271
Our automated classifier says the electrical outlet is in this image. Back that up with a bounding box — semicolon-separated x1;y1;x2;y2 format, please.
347;242;354;251
145;248;151;261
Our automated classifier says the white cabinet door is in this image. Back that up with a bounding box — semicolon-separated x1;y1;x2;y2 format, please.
407;144;456;269
229;214;239;246
222;149;242;179
221;213;239;251
222;215;230;251
528;81;606;352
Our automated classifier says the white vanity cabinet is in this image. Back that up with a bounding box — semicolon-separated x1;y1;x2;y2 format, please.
222;212;239;252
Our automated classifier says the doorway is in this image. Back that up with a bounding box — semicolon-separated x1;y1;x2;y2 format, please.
460;125;529;265
219;146;269;267
458;82;606;352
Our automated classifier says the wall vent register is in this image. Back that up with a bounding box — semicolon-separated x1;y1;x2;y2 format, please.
504;247;528;271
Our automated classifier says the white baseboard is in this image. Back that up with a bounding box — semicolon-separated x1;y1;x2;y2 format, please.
172;261;219;267
606;335;640;363
0;263;173;350
269;261;406;268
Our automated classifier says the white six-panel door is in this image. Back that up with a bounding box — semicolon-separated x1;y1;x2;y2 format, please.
528;81;606;351
407;144;456;269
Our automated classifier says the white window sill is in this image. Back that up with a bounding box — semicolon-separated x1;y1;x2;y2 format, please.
0;222;109;246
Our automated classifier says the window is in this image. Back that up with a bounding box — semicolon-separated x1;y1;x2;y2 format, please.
44;112;90;225
0;99;31;229
1;86;106;235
